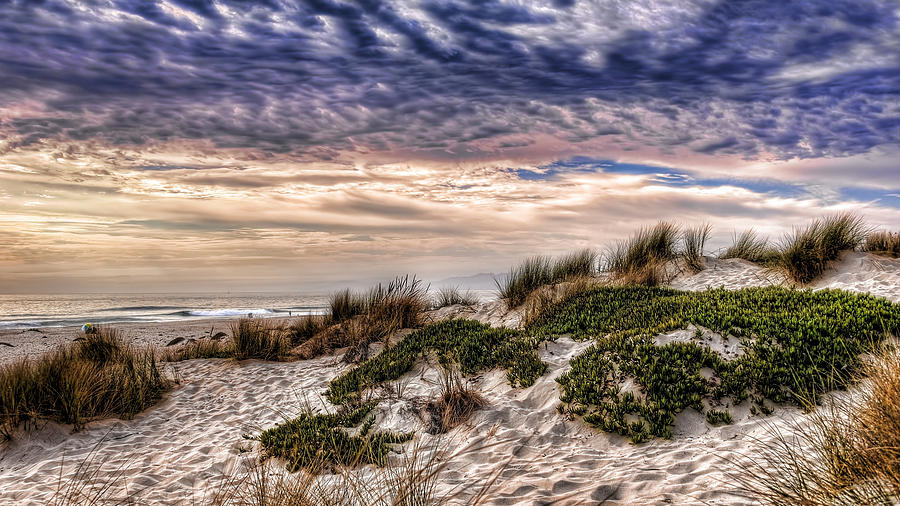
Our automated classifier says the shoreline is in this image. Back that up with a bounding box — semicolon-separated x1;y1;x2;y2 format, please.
0;316;307;366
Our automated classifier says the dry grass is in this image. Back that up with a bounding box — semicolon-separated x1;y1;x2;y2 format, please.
604;221;679;285
0;326;171;438
425;367;486;435
776;213;868;283
736;346;900;505
865;230;900;258
50;435;512;506
431;287;479;309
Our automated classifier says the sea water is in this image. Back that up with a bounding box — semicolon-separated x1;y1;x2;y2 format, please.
0;293;330;329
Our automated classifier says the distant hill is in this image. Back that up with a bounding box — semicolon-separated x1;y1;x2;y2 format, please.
432;272;503;290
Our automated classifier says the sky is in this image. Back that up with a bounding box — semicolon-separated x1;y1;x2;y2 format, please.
0;0;899;293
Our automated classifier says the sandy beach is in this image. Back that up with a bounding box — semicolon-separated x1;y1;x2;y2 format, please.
0;252;898;504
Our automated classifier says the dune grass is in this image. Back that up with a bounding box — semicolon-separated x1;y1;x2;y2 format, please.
293;276;429;362
738;346;900;505
425;366;486;435
288;314;329;346
528;285;900;442
604;221;680;285
682;223;711;273
231;319;291;361
329;275;427;327
161;338;234;361
496;249;596;307
775;213;868;283
431;286;479;308
0;327;171;437
865;230;900;258
720;229;778;264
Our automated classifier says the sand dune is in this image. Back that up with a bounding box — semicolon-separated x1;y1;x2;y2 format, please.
0;253;898;504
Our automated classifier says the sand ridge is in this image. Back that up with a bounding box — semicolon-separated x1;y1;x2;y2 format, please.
0;252;898;504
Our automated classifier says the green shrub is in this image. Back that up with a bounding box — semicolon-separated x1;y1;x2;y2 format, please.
258;401;412;473
326;319;546;405
706;409;733;425
530;285;900;442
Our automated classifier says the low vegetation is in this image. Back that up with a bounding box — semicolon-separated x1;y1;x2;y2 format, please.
163;318;291;362
604;222;680;285
293;275;428;361
865;230;900;258
529;285;900;442
520;275;595;328
52;434;508;506
326;319;546;405
329;275;427;328
425;367;486;434
720;229;778;264
0;327;171;437
287;315;329;347
776;212;868;283
431;286;479;308
232;319;291;361
496;249;596;307
682;223;711;273
738;346;900;505
705;409;733;425
161;338;234;361
257;401;412;473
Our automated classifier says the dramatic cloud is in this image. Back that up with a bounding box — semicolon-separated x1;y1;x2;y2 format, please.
0;0;898;291
1;0;898;159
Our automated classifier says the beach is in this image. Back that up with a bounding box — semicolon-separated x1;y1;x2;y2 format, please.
0;252;899;504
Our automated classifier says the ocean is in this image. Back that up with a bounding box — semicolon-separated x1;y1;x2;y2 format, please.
0;293;331;329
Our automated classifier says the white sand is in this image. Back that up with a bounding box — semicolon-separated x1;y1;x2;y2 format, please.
1;253;898;504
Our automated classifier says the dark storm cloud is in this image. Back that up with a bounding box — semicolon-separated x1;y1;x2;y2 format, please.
0;0;898;159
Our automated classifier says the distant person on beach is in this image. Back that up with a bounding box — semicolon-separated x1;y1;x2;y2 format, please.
81;323;97;334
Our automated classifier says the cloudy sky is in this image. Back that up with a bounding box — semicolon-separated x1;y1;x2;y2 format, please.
1;0;899;293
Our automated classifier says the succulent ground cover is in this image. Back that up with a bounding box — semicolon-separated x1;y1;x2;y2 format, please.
326;319;546;405
257;401;412;473
262;319;540;472
529;285;900;442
